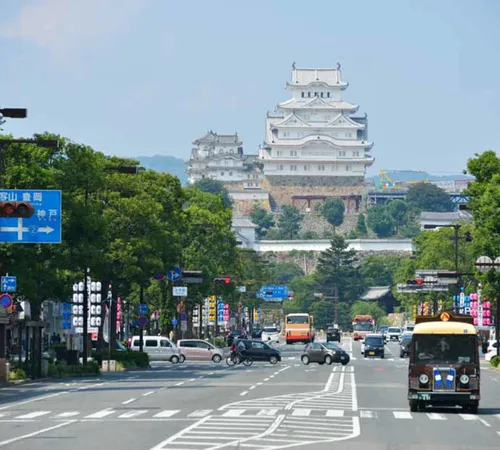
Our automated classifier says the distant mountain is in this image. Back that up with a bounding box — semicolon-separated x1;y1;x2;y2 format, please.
136;155;188;185
367;170;474;183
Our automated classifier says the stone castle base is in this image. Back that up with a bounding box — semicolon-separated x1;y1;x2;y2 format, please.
265;175;365;187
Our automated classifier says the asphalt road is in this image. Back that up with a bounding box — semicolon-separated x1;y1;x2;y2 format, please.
0;338;499;449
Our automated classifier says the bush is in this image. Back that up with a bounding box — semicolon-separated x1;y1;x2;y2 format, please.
214;337;226;348
490;355;500;368
48;361;100;378
91;350;149;368
9;368;26;381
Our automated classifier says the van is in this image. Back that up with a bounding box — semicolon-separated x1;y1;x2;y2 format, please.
130;335;182;363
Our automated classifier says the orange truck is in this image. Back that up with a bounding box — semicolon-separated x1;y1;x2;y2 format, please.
352;315;375;340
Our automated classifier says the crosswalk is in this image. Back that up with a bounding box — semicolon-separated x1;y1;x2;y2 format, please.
1;407;499;423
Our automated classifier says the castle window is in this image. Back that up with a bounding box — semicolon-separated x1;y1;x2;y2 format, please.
327;92;330;98
221;172;225;176
318;165;325;171
290;150;297;157
303;165;308;171
301;92;304;98
320;92;324;98
346;165;351;172
314;92;318;97
278;165;284;171
229;172;233;176
290;165;297;171
308;92;311;98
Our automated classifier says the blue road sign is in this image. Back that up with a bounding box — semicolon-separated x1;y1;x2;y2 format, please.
257;285;289;301
137;315;148;327
1;276;16;293
138;303;148;315
0;190;62;244
167;267;182;282
171;318;178;326
0;293;13;308
180;313;187;321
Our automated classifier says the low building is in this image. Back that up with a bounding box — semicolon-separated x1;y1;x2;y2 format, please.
420;210;473;230
232;216;257;249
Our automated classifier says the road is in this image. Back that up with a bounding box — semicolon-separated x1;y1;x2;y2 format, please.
0;338;499;449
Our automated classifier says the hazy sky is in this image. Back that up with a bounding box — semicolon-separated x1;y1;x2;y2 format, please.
1;0;498;176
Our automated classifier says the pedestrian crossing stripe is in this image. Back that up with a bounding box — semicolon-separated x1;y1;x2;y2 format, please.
1;408;499;421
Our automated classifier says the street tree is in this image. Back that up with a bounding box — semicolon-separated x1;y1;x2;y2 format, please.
250;205;275;238
319;198;345;233
278;205;303;239
366;205;396;237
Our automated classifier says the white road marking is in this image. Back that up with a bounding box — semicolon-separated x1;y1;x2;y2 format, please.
360;410;375;418
174;382;184;386
187;410;213;417
459;413;478;421
291;408;311;416
394;411;412;419
240;391;248;396
222;409;245;417
55;412;79;418
326;409;344;417
118;410;148;418
153;410;180;418
122;398;136;405
143;391;155;397
0;420;77;447
85;409;116;419
427;413;447;420
257;409;279;416
16;411;51;419
249;386;256;390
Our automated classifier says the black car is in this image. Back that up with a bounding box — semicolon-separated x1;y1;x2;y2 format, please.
363;334;385;358
237;339;281;364
326;327;341;343
400;335;412;358
323;342;350;365
227;330;247;347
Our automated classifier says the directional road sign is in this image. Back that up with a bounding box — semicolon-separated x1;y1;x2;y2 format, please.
167;267;182;282
257;285;289;301
0;293;13;308
171;318;178;326
1;276;16;292
138;303;148;315
0;190;62;244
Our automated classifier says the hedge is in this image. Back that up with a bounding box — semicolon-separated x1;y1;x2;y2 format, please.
91;349;149;368
490;355;500;368
48;361;100;378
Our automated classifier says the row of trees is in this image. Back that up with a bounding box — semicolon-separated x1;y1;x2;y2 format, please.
0;133;268;332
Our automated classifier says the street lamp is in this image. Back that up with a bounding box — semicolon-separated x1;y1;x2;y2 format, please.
475;256;500;357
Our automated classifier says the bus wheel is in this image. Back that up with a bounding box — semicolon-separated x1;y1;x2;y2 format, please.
409;400;418;412
467;402;479;414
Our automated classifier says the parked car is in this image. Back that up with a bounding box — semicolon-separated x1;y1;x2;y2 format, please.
176;339;224;363
236;339;281;364
130;335;182;363
323;342;350;365
301;342;334;365
261;326;280;344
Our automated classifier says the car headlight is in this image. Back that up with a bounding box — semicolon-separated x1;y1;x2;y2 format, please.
419;374;429;384
460;374;470;384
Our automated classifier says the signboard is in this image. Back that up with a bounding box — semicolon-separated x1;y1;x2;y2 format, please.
167;267;182;282
171;318;178;326
0;293;13;308
0;189;62;244
257;285;289;301
179;313;187;321
180;320;187;331
137;315;148;327
138;303;148;315
173;286;188;297
1;276;16;293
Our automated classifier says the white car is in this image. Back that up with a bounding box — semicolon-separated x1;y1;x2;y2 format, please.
261;326;280;344
387;327;402;341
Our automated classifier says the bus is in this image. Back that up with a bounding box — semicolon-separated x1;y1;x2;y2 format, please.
285;313;315;344
352;315;375;340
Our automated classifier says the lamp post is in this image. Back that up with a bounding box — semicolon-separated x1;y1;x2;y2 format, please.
475;256;500;357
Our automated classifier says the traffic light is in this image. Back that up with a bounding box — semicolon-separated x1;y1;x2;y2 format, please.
406;279;423;285
0;201;34;218
464;231;472;242
0;108;27;118
213;277;231;285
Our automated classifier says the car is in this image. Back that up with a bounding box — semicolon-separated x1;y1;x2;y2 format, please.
363;334;385;358
323;342;350;365
301;342;335;365
399;334;412;358
236;339;281;364
261;326;280;344
326;326;341;342
399;331;413;343
176;339;224;363
227;330;247;347
387;327;402;341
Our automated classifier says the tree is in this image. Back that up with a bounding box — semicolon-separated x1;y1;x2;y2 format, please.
277;205;303;239
406;182;454;212
250;205;275;238
464;150;500;299
350;301;387;322
319;198;345;232
358;255;406;287
194;178;232;207
269;262;304;284
366;205;396;237
387;200;409;233
356;214;368;235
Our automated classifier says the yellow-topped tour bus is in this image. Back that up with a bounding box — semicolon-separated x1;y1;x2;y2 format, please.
285;313;315;345
408;311;480;413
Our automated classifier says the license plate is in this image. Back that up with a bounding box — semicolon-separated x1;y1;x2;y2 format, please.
369;351;375;355
418;393;431;401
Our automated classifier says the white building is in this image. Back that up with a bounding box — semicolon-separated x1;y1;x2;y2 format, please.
259;64;374;184
187;131;257;184
420;211;473;230
232;217;257;249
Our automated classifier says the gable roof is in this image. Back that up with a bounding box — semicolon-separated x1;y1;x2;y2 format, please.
327;113;365;129
272;113;310;128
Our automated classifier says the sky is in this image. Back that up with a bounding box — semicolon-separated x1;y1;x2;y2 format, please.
0;0;499;176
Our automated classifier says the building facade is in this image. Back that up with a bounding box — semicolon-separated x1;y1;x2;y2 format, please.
259;64;374;187
187;131;258;184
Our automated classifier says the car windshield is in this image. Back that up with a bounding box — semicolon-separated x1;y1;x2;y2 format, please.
365;337;383;346
388;328;400;333
353;322;374;331
263;327;278;333
405;326;414;331
324;342;342;351
413;334;476;364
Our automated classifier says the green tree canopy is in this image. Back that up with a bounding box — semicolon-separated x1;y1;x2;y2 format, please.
406;182;454;212
277;205;303;239
319;198;345;231
366;205;396;238
250;205;275;239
